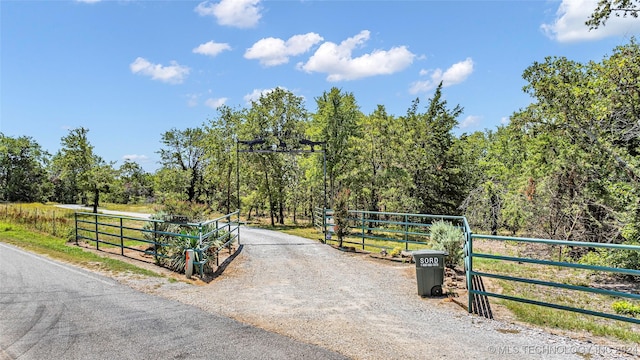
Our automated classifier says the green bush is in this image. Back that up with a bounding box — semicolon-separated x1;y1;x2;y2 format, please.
429;220;464;267
612;300;640;317
389;246;403;257
333;189;350;248
579;241;640;272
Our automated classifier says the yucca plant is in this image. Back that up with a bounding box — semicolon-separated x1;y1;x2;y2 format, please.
429;220;464;267
166;230;200;273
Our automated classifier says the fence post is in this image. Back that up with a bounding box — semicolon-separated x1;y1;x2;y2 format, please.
74;212;78;245
95;214;99;250
467;230;473;314
120;217;124;256
153;221;158;263
52;210;56;236
361;211;365;250
237;210;241;245
215;219;219;240
405;214;409;250
322;208;326;240
185;249;194;279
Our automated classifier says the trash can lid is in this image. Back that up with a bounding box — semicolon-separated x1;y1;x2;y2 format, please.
412;249;449;256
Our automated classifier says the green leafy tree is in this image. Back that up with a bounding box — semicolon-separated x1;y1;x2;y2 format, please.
310;87;361;206
511;40;640;242
402;83;467;215
158;127;207;202
242;87;308;225
50;127;114;212
110;160;152;204
203;105;241;214
0;133;51;202
333;188;350;248
586;0;640;29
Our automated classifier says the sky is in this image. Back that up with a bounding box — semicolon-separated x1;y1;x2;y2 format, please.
1;0;639;172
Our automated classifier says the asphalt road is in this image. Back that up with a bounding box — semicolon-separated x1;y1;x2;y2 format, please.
54;204;152;219
0;243;347;360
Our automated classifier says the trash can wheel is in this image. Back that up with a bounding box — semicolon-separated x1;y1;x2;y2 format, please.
431;285;443;296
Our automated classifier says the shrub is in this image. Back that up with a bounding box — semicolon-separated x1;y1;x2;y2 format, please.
612;301;640;317
157;198;210;222
429;220;464;267
389;246;403;257
579;241;640;272
333;189;350;248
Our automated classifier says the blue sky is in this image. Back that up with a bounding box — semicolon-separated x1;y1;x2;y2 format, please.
1;0;639;172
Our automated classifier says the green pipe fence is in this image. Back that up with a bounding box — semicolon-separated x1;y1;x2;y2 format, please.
467;233;640;325
317;207;639;325
75;210;240;269
317;207;468;252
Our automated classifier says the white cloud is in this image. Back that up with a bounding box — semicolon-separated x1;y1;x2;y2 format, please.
130;57;190;84
186;94;199;107
409;58;474;94
243;87;294;104
205;97;228;109
245;33;323;66
243;88;275;103
195;0;261;28
459;115;482;129
500;116;510;125
541;0;640;42
299;30;415;81
123;154;150;162
193;41;231;57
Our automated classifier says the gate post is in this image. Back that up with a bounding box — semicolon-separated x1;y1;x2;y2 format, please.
467;230;473;314
185;249;194;279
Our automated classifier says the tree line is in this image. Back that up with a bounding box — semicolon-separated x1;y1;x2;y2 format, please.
1;40;638;247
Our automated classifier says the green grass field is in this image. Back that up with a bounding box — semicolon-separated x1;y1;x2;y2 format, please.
0;221;160;277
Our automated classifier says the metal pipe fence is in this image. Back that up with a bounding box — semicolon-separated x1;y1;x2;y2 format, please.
75;210;240;269
317;207;639;325
467;233;640;325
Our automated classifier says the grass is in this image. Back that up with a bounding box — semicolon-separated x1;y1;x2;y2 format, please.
4;204;638;344
253;216;640;344
99;202;157;214
472;239;640;344
0;221;160;277
249;217;430;253
504;299;640;343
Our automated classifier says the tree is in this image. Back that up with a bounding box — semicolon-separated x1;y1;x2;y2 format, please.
110;160;152;204
88;159;116;213
158;127;207;202
51;127;114;212
242;87;308;225
351;105;409;216
203;105;241;214
586;0;640;29
311;87;361;206
402;83;467;215
0;133;51;202
513;40;640;242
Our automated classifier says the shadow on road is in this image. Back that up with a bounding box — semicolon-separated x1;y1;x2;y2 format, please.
204;244;244;283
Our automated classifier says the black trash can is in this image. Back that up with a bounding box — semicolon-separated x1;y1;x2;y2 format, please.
412;249;448;297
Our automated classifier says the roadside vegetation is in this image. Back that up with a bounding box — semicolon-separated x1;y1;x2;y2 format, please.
0;220;159;277
1;33;639;345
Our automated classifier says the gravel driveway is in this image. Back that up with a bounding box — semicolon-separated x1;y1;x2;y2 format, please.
141;226;634;359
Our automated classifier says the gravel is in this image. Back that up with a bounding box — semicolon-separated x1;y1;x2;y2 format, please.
126;226;636;360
